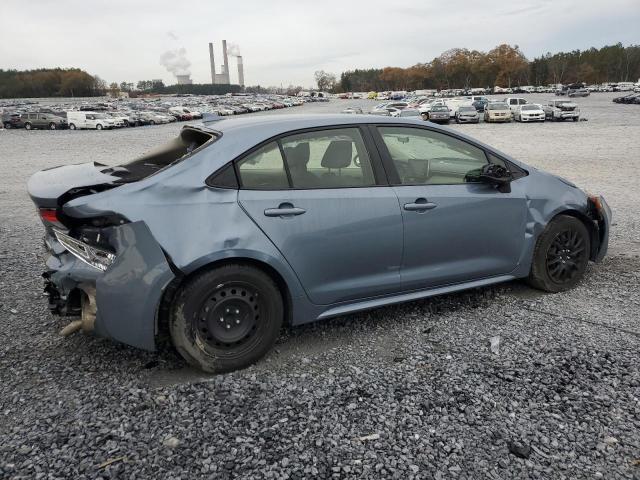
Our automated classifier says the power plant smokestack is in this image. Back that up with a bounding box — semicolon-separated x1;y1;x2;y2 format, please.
209;40;240;85
222;40;230;80
237;56;244;87
209;42;216;84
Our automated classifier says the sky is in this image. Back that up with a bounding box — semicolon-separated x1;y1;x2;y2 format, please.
1;0;639;88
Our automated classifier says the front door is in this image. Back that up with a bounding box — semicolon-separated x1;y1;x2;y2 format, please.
237;127;403;305
375;125;528;290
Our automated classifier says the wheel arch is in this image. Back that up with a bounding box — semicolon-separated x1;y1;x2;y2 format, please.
157;255;295;341
549;209;599;260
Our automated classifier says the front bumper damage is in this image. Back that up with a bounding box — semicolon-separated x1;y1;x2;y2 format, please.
43;221;175;351
590;195;612;263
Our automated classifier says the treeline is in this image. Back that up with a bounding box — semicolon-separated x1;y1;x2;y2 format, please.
338;43;640;92
0;69;242;98
157;83;241;95
0;68;106;98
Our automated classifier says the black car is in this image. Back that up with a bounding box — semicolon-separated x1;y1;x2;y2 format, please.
613;93;640;104
2;112;25;129
472;99;488;112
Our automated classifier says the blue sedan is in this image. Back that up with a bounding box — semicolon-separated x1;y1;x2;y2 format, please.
28;114;611;372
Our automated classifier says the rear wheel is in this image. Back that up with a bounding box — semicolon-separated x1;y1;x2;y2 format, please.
69;123;76;130
48;122;56;130
24;122;32;130
528;215;590;292
169;264;283;373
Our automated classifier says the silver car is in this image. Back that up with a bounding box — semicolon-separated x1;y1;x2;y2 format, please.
455;106;479;124
28;114;611;372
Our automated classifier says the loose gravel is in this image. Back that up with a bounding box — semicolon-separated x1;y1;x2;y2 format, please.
0;93;639;479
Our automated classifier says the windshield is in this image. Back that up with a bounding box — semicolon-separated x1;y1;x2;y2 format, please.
521;105;539;111
431;106;448;112
459;107;475;112
488;104;508;110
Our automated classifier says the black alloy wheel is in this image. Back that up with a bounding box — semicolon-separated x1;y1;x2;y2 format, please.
545;229;587;284
528;215;590;292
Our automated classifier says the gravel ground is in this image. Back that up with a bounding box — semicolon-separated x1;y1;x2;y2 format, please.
0;93;639;479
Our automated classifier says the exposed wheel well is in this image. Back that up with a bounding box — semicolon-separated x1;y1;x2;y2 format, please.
550;209;599;260
157;257;293;342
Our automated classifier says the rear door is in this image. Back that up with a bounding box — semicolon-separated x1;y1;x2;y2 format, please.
237;127;403;305
374;125;528;290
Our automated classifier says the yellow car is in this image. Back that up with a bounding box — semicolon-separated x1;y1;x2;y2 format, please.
367;91;378;99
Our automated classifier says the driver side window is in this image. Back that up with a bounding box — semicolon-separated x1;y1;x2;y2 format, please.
378;127;488;185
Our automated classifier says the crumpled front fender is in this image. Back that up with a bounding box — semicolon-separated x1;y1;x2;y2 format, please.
95;221;174;351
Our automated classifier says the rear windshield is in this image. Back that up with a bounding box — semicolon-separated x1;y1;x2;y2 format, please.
101;127;218;183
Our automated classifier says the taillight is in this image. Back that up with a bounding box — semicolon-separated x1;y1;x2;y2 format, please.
39;208;65;228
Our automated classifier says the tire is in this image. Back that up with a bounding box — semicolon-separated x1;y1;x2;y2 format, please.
49;122;56;130
527;215;590;293
24;122;32;130
96;124;103;130
4;123;11;129
69;123;76;130
169;264;284;373
149;120;155;125
573;117;579;122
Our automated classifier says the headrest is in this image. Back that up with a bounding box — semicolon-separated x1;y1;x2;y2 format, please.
321;140;352;169
284;143;309;169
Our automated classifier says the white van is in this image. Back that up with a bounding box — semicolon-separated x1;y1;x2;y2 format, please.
67;111;117;130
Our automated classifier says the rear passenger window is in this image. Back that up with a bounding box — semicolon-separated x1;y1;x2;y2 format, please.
237;142;289;189
280;128;375;188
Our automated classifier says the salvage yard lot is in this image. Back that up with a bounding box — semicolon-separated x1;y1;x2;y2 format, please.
0;93;639;479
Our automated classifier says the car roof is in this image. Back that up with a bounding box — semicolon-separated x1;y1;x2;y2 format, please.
196;113;429;136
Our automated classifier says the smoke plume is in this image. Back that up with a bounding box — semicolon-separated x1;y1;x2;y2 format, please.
159;48;191;77
227;42;241;57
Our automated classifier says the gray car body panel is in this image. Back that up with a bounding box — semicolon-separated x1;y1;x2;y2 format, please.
32;114;610;350
94;221;174;350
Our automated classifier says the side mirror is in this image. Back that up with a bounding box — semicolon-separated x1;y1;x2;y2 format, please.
478;163;513;193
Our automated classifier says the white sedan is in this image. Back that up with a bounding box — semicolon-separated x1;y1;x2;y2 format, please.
515;104;546;122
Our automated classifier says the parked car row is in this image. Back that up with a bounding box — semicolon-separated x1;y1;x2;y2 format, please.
359;96;581;125
0;94;305;131
612;93;640;104
341;83;640;100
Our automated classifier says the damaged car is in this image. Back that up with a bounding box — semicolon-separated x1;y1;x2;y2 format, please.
28;115;611;373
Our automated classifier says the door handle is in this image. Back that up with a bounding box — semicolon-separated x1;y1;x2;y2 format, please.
404;198;437;211
264;204;306;217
